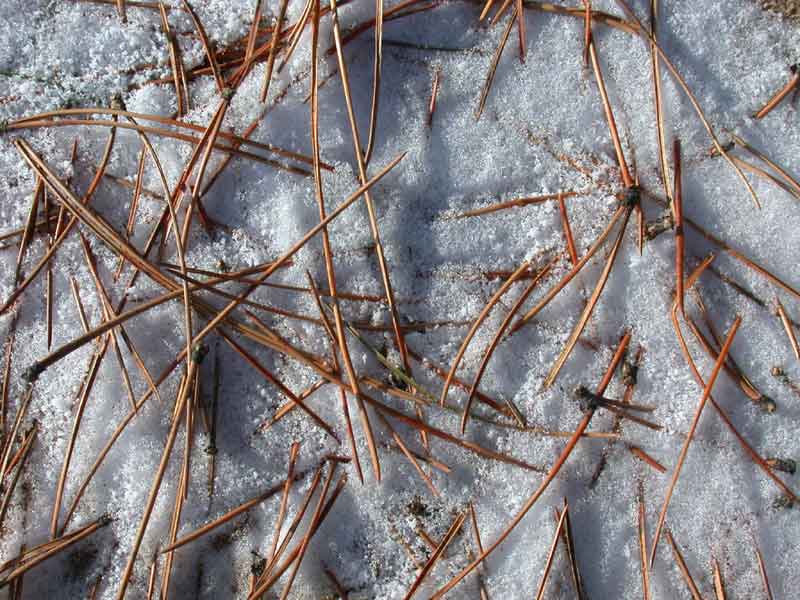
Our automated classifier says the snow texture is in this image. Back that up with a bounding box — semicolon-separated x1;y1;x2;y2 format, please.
1;0;800;598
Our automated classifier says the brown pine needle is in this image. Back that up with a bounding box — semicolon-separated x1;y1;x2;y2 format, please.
115;365;197;600
476;7;516;120
754;542;774;600
649;0;671;203
278;463;339;600
513;205;625;333
365;392;540;471
377;411;439;495
644;192;800;301
364;0;383;164
685;313;761;403
614;0;761;209
260;0;290;102
224;334;339;441
628;446;666;473
0;516;111;587
49;344;106;539
159;2;186;116
79;235;137;410
428;67;441;127
543;206;632;388
431;332;630;598
775;298;800;361
22;148;406;378
441;258;532;407
404;509;467;600
230;0;263;86
162;464;318;555
268;442;301;561
674;139;685;315
526;1;637;33
728;154;800;201
13;178;42;284
408;347;511;417
463;259;556;432
329;0;412;384
664;530;703;600
588;39;633;188
534;504;568;600
0;329;12;442
515;0;525;61
712;556;727;600
249;471;347;599
117;0;127;22
277;0;314;75
259;465;325;584
0;424;36;530
558;194;578;265
45;253;53;352
753;66;800;119
490;0;513;26
582;1;591;65
453;190;582;219
309;2;369;483
730;132;800;198
9;116;315;176
671;305;799;505
13;107;324;167
637;486;652;600
146;554;158;600
181;0;225;93
478;0;497;20
0;386;33;481
650;315;741;568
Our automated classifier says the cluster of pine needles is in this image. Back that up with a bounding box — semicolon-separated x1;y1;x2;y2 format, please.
1;0;799;598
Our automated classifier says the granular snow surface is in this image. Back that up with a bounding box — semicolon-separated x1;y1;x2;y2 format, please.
1;0;800;598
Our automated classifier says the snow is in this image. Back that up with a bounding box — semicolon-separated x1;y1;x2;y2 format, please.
1;0;800;598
